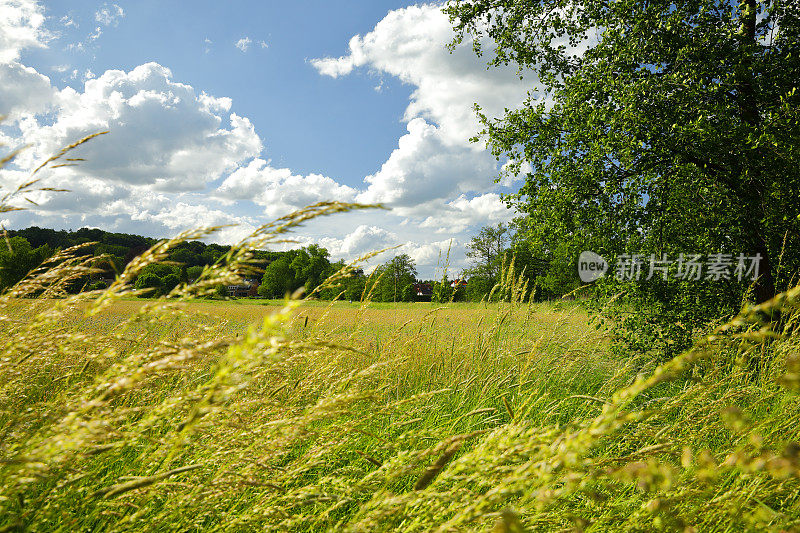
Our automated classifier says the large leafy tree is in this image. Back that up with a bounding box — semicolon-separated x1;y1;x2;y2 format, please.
388;254;418;302
259;254;298;298
373;254;418;302
446;0;800;304
364;255;418;302
133;263;182;297
290;245;334;294
0;237;53;290
465;223;509;280
258;246;338;299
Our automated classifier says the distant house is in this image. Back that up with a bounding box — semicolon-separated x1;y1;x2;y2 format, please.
414;282;433;302
225;279;260;298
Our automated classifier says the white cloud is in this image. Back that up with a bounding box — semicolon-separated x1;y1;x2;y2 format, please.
0;4;268;250
419;193;514;234
311;4;533;144
0;4;53;119
304;4;545;273
318;225;397;258
0;61;57;118
498;160;532;187
140;201;257;237
13;62;262;191
234;37;267;52
356;117;496;210
19;174;129;217
312;226;457;274
5;184;257;245
0;0;47;63
1;2;534;277
95;3;124;27
402;238;461;274
217;158;357;218
235;37;252;52
59;15;76;28
59;4;123;50
311;4;530;239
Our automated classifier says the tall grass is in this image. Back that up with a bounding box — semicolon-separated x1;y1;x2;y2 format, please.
2;135;800;531
0;210;798;531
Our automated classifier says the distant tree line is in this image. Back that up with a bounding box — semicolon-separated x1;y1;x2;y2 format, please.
2;227;276;297
1;225;551;303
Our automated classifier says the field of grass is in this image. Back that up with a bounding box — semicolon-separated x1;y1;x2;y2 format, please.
2;267;800;531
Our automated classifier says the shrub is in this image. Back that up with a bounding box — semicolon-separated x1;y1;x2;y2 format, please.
134;272;163;297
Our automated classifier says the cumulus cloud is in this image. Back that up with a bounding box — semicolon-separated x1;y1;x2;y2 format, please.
217;158;357;217
419;193;513;234
311;4;533;144
0;3;267;248
0;2;54;119
309;228;463;276
313;226;458;274
318;225;397;258
312;4;530;232
0;61;56;118
1;56;264;241
14;62;262;191
402;238;462;273
304;4;545;272
5;186;258;246
0;0;47;63
21;175;130;218
356;118;496;209
1;1;534;276
139;201;257;237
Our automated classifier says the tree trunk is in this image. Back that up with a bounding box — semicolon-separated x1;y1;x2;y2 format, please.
751;231;777;305
737;0;776;304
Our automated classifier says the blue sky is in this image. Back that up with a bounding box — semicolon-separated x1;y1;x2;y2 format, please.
22;0;416;182
1;0;533;276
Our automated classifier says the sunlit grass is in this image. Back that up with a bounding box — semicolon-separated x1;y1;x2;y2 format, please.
0;209;799;531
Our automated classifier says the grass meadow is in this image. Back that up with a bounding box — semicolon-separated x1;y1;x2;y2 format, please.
1;216;800;531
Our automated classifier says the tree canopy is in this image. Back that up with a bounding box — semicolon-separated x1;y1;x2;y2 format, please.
465;223;509;280
365;254;419;303
258;245;343;299
446;0;800;306
0;237;53;291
